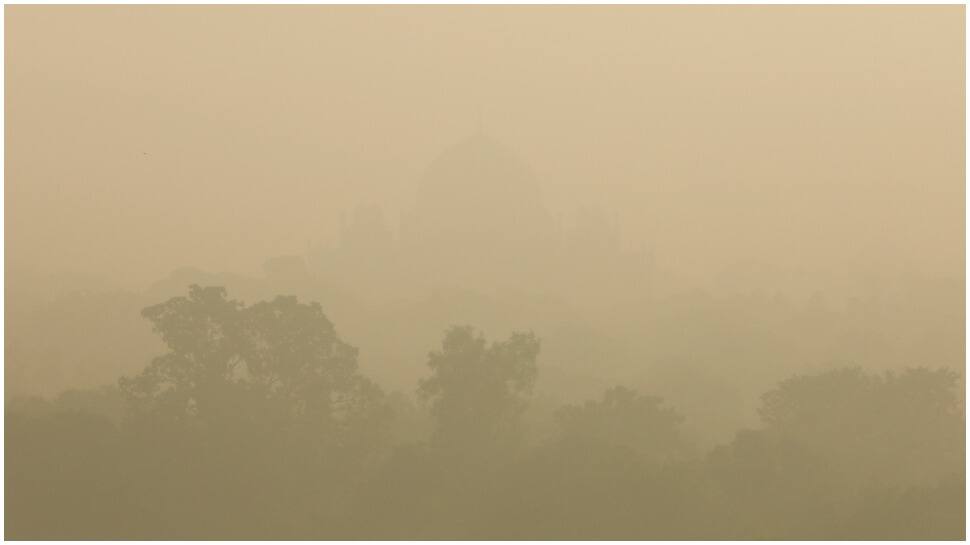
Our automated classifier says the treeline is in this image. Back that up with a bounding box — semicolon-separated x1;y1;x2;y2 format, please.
6;286;965;539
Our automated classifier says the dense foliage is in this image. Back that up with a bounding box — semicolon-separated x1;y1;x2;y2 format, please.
6;287;964;539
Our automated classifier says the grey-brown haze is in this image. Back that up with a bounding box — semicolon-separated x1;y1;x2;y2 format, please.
5;5;965;539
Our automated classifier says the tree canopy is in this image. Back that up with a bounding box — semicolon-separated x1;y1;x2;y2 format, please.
119;285;389;448
418;325;540;451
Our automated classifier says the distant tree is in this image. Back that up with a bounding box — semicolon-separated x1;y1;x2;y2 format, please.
55;385;125;423
417;326;540;451
555;385;689;463
119;285;389;450
705;428;848;539
758;366;964;487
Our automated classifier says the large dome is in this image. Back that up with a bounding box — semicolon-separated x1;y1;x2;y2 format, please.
409;132;553;249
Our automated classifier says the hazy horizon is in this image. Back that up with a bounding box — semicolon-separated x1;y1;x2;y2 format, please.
7;6;964;291
5;5;965;540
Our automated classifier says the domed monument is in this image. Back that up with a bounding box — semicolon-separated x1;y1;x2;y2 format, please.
312;131;651;300
402;132;555;259
391;132;562;294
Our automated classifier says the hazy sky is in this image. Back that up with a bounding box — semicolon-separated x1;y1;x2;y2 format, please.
6;6;964;289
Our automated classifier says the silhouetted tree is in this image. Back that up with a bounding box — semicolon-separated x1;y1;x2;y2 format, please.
759;366;964;486
119;285;389;446
110;286;396;537
555;385;690;463
705;428;848;539
417;325;539;452
7;286;965;541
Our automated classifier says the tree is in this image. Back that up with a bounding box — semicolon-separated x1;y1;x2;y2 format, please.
705;428;848;539
758;366;964;487
555;386;689;463
119;285;389;449
417;326;540;451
